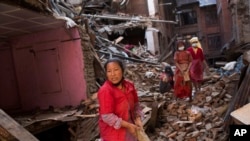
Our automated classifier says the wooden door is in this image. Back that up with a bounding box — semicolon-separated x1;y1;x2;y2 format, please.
0;48;20;110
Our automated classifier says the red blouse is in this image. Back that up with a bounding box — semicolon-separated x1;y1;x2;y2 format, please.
174;50;192;64
186;47;204;61
98;80;139;141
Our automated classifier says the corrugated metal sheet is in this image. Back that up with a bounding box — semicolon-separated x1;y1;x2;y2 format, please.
0;3;65;39
176;0;198;7
199;0;216;7
176;0;216;7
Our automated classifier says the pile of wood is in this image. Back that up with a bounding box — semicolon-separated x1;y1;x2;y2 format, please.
67;93;100;141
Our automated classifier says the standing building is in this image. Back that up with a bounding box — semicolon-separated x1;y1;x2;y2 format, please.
175;0;221;62
217;0;233;54
224;0;250;59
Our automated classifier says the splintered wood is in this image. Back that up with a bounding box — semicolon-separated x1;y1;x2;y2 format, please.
0;109;39;141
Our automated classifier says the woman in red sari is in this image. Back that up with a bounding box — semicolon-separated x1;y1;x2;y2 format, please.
174;41;193;100
98;58;144;141
187;37;208;92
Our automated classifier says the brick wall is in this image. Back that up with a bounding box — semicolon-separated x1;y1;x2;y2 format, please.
121;0;149;16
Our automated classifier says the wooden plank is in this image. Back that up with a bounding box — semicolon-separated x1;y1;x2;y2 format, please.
230;103;250;125
158;34;177;62
97;36;143;59
80;14;178;24
0;109;39;141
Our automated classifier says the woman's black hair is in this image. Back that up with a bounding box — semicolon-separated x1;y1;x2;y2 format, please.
104;58;125;73
164;66;174;77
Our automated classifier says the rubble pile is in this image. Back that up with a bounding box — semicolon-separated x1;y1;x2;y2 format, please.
1;1;249;141
125;63;163;92
137;69;239;141
115;62;240;141
7;62;240;141
68;93;100;141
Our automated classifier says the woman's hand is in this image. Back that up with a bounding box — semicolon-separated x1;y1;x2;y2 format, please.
180;68;187;75
127;123;140;137
121;120;140;137
134;117;143;130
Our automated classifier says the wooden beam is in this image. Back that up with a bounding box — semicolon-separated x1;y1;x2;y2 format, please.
97;36;143;59
0;109;39;141
158;34;178;62
79;14;178;24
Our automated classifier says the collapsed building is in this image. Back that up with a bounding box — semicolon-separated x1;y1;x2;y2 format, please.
0;0;250;141
0;0;176;140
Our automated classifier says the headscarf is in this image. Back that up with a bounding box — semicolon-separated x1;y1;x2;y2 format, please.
190;37;202;50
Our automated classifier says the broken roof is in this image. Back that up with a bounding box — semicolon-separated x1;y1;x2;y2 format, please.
0;2;65;39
